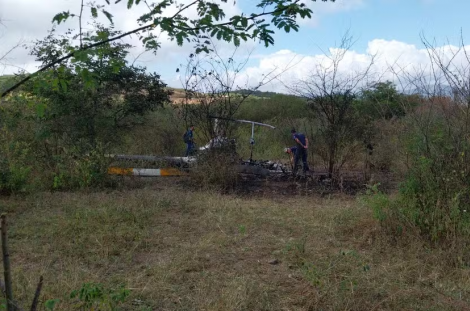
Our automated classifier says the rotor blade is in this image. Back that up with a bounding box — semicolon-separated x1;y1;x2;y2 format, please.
208;115;276;129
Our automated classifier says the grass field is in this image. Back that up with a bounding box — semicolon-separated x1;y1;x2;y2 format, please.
1;179;469;310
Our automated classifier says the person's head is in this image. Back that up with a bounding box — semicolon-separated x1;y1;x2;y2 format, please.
284;147;292;154
189;125;195;131
291;128;296;134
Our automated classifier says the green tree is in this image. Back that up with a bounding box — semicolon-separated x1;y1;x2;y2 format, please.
1;0;336;98
356;81;409;120
28;24;170;152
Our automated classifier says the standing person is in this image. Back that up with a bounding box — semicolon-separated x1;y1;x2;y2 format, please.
291;128;310;175
183;125;195;156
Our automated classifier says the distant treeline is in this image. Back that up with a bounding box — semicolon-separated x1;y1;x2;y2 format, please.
232;89;290;98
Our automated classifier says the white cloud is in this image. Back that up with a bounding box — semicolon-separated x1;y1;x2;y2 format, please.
0;0;369;80
0;0;246;74
230;39;470;93
3;0;469;95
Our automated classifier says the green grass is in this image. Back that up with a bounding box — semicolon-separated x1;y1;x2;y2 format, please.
1;181;469;310
0;74;15;86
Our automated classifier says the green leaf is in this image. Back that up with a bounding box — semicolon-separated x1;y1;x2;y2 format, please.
70;290;78;299
234;36;240;47
91;7;98;18
45;299;60;311
112;63;121;73
51;78;59;91
210;28;218;37
127;0;134;9
176;33;184;46
52;11;70;24
241;17;248;28
60;79;67;92
36;103;46;118
102;10;114;23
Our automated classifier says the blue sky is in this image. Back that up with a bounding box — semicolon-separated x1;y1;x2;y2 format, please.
2;0;470;91
243;0;470;54
165;0;470;90
234;0;470;67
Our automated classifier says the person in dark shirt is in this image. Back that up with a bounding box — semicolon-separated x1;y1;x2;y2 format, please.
183;125;195;156
290;128;310;175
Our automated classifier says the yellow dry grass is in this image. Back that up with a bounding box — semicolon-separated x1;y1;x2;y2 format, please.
0;180;469;310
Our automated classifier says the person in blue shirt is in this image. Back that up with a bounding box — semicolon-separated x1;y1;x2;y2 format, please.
183;125;195;156
290;128;310;175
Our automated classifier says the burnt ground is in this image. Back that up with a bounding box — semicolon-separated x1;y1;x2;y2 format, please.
234;169;397;197
113;163;398;198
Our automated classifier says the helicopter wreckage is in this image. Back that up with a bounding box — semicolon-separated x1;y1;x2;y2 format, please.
107;117;291;178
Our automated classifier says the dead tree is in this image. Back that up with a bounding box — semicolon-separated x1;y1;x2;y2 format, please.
288;32;376;177
177;40;297;146
390;32;470;167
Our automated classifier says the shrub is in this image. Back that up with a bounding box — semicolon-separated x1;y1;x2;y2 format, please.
365;116;470;260
50;143;112;190
0;140;32;194
191;147;239;191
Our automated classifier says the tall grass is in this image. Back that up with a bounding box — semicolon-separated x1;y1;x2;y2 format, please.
1;182;469;310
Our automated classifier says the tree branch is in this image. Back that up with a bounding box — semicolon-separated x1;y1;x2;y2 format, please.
29;276;43;311
0;1;304;98
79;0;85;48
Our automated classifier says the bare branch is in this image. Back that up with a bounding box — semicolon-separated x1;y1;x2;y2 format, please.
79;0;84;49
29;276;43;311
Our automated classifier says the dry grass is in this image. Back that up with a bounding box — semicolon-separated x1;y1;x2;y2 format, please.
1;180;470;310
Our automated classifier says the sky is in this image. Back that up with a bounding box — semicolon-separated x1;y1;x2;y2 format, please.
1;0;470;93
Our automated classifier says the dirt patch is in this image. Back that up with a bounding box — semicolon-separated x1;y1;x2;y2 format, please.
115;168;397;199
231;170;396;198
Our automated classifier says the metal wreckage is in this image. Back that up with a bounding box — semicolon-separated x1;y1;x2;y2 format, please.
107;116;295;178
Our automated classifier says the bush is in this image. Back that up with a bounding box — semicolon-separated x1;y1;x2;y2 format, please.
362;184;414;242
191;147;239;191
367;119;408;174
50;143;112;190
0;139;32;194
397;154;470;243
365;115;470;261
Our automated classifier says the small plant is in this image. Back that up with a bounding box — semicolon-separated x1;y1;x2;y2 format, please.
45;283;131;311
362;183;389;222
45;299;60;310
282;236;307;267
69;282;130;310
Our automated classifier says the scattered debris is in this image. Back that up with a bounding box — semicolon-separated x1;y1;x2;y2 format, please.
268;259;280;265
105;117;394;195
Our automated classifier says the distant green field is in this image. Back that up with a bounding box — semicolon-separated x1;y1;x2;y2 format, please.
0;74;14;82
0;75;15;91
